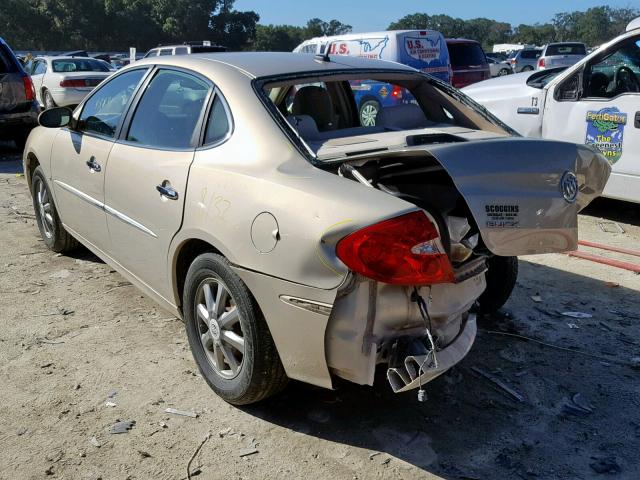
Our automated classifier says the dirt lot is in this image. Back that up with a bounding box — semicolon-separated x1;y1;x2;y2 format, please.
1;141;639;480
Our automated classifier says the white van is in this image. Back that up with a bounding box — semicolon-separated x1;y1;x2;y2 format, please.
294;30;452;83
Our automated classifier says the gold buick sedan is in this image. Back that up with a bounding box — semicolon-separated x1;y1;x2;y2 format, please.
23;52;609;404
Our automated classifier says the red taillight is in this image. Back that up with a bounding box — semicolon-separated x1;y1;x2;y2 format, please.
60;79;86;88
336;211;455;285
391;85;403;98
538;58;545;68
22;75;35;101
510;59;516;65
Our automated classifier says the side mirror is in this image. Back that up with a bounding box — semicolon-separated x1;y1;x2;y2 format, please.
38;107;72;128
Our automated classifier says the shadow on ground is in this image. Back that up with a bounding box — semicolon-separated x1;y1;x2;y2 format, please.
0;141;23;174
243;261;639;479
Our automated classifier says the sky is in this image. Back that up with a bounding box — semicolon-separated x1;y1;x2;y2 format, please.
234;0;638;31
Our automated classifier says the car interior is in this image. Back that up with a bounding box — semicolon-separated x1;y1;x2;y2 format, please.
585;37;640;98
264;73;510;155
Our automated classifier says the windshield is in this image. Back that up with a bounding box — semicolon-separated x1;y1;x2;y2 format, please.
448;43;486;67
52;59;111;73
260;71;512;161
546;44;586;56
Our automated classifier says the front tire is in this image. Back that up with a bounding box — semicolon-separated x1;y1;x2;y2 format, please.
183;253;288;405
31;166;78;253
478;256;518;314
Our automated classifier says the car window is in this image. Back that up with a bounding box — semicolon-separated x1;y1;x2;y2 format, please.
175;47;188;55
143;49;158;58
126;69;209;149
546;44;586;56
78;69;147;138
33;60;46;75
52;59;110;73
585;37;640;98
159;49;173;56
520;50;539;60
448;43;486;67
203;95;231;145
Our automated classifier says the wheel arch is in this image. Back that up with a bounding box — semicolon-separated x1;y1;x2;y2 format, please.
24;152;40;192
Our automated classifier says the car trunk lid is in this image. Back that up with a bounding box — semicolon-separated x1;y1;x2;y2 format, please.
335;137;610;257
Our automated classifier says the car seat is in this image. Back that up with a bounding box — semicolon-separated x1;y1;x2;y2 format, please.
291;86;338;132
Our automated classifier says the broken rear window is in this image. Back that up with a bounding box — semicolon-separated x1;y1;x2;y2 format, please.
261;71;512;159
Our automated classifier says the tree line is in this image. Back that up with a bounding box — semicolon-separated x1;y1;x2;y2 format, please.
1;1;637;53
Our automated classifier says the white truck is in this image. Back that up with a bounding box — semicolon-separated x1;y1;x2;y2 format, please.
464;19;640;204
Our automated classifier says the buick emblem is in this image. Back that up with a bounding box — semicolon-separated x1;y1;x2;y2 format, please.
560;171;578;203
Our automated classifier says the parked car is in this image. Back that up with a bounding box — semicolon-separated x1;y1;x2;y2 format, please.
294;30;452;126
463;18;640;203
507;48;542;72
143;41;226;58
446;39;491;88
487;57;513;77
24;52;609;405
25;56;112;109
0;37;39;148
537;42;587;70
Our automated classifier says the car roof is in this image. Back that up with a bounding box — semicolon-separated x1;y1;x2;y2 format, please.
445;38;480;44
36;56;103;61
132;51;416;79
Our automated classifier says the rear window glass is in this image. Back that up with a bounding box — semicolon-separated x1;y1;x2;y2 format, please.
520;50;541;59
0;44;19;73
52;59;110;73
448;43;486;67
546;44;586;56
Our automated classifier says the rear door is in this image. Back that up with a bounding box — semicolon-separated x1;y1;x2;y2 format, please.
104;68;211;299
50;68;148;250
542;34;640;203
30;59;47;105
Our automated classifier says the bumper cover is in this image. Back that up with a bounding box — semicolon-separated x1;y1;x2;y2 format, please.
387;314;477;393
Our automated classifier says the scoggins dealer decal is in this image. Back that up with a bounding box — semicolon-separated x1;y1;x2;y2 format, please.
585;107;627;164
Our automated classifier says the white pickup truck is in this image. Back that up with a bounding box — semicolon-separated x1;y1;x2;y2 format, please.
464;18;640;204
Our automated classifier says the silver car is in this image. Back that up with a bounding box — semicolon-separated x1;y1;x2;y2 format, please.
507;48;542;72
23;52;610;405
537;42;587;70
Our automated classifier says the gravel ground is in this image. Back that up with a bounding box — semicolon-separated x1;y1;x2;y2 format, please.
1;141;639;480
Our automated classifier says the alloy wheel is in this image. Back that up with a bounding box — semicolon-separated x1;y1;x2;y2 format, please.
360;103;379;127
195;277;245;379
35;177;54;239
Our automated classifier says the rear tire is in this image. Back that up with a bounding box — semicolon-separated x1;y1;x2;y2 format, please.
183;253;288;405
31;166;78;253
522;65;534;72
499;68;510;76
478;256;518;314
359;99;381;127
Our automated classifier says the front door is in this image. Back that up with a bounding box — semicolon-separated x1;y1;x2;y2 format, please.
50;68;148;250
543;33;640;203
104;68;211;300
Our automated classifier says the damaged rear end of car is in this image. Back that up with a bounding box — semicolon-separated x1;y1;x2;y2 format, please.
255;62;610;395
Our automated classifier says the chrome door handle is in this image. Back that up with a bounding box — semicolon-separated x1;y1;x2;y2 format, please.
86;157;101;172
156;184;179;200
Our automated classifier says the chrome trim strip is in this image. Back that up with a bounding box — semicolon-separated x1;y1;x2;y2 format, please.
104;204;157;238
279;295;333;316
53;179;157;238
54;180;103;210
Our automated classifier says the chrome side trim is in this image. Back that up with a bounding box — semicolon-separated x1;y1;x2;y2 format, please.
53;179;157;238
279;295;333;316
104;204;157;238
54;180;103;210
